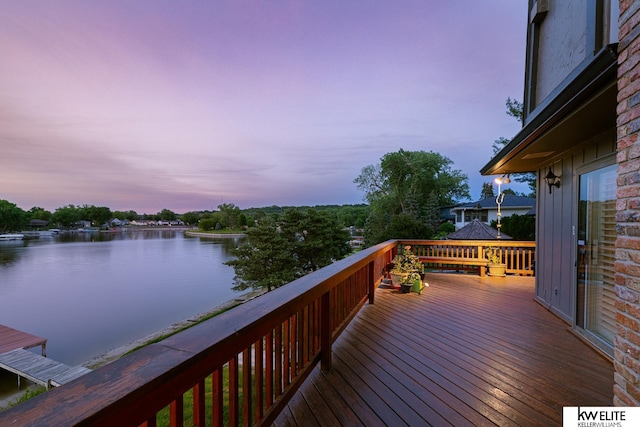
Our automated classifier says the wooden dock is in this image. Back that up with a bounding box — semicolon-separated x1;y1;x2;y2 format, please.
0;324;47;356
0;349;91;389
0;324;91;389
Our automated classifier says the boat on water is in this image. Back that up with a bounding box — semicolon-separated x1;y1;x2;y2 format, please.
18;230;56;239
0;234;25;241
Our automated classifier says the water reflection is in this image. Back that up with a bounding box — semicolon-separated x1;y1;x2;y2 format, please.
0;231;245;365
0;249;18;266
55;229;183;243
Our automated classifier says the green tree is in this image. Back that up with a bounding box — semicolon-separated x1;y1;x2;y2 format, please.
480;182;495;199
198;218;216;231
491;98;536;196
113;210;138;221
0;200;29;232
225;209;351;292
29;207;52;221
238;213;248;228
217;203;241;228
354;149;469;245
159;209;177;221
437;222;455;237
51;205;81;228
80;205;111;226
490;213;535;240
506;97;524;124
181;211;200;225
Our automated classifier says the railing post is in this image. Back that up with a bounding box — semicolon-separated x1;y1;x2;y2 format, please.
320;291;332;371
368;261;376;304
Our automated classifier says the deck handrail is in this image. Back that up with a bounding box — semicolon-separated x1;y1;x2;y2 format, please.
0;240;397;426
401;239;536;276
0;239;535;425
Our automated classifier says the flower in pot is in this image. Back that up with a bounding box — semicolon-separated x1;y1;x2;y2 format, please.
390;245;424;287
485;246;506;277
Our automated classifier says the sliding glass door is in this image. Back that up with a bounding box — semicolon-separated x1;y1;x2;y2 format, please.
576;164;616;354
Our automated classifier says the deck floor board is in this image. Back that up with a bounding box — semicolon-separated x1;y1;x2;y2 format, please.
274;273;614;426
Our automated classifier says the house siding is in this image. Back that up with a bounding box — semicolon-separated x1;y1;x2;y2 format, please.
615;0;640;407
536;133;616;322
535;1;588;104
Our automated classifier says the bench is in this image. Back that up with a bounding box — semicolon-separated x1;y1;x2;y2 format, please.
419;256;487;277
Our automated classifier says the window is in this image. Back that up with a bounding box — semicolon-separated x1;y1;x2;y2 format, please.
464;210;487;222
576;164;616;355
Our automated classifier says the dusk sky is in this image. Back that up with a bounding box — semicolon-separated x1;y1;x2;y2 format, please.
1;1;527;214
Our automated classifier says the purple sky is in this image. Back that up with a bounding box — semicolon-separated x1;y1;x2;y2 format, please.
1;1;526;214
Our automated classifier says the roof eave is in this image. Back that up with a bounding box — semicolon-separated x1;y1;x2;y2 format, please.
481;45;618;176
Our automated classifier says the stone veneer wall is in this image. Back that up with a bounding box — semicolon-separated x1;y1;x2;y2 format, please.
615;0;640;407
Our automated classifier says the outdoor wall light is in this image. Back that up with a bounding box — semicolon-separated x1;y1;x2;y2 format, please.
494;174;511;185
544;167;560;194
494;174;510;239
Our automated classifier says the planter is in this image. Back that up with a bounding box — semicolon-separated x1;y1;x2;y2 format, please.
487;263;506;277
390;272;409;286
399;283;412;293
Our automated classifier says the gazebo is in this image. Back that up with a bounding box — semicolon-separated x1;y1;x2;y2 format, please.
446;219;511;240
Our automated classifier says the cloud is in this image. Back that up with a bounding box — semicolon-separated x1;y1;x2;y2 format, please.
0;1;526;212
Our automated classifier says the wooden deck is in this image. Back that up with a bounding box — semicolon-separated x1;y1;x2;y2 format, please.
0;325;46;356
274;273;614;426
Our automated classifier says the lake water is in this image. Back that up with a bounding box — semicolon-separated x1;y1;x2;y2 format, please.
0;230;245;366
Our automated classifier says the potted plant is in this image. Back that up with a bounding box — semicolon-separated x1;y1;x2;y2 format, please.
485;246;506;277
390;245;424;287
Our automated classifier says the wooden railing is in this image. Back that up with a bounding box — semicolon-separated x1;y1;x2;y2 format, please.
0;241;397;426
399;240;536;276
0;239;535;426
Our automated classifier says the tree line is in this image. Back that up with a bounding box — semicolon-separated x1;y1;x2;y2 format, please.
0;199;370;234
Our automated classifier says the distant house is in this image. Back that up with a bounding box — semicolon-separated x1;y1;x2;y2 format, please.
130;219;156;226
450;195;535;231
439;206;456;224
29;219;49;229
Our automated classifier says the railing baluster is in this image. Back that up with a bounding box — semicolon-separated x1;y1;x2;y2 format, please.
290;314;298;378
302;305;309;365
275;324;283;397
169;397;183;427
321;291;331;371
243;347;252;426
193;379;205;427
255;338;264;421
229;355;239;426
283;319;290;388
212;368;224;427
265;330;274;409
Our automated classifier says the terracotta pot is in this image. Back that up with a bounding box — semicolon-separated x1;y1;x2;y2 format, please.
487;263;506;277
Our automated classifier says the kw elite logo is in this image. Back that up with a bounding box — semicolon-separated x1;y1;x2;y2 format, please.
563;407;640;427
578;408;625;421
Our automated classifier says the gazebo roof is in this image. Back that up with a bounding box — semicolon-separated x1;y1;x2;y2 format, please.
446;219;512;240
